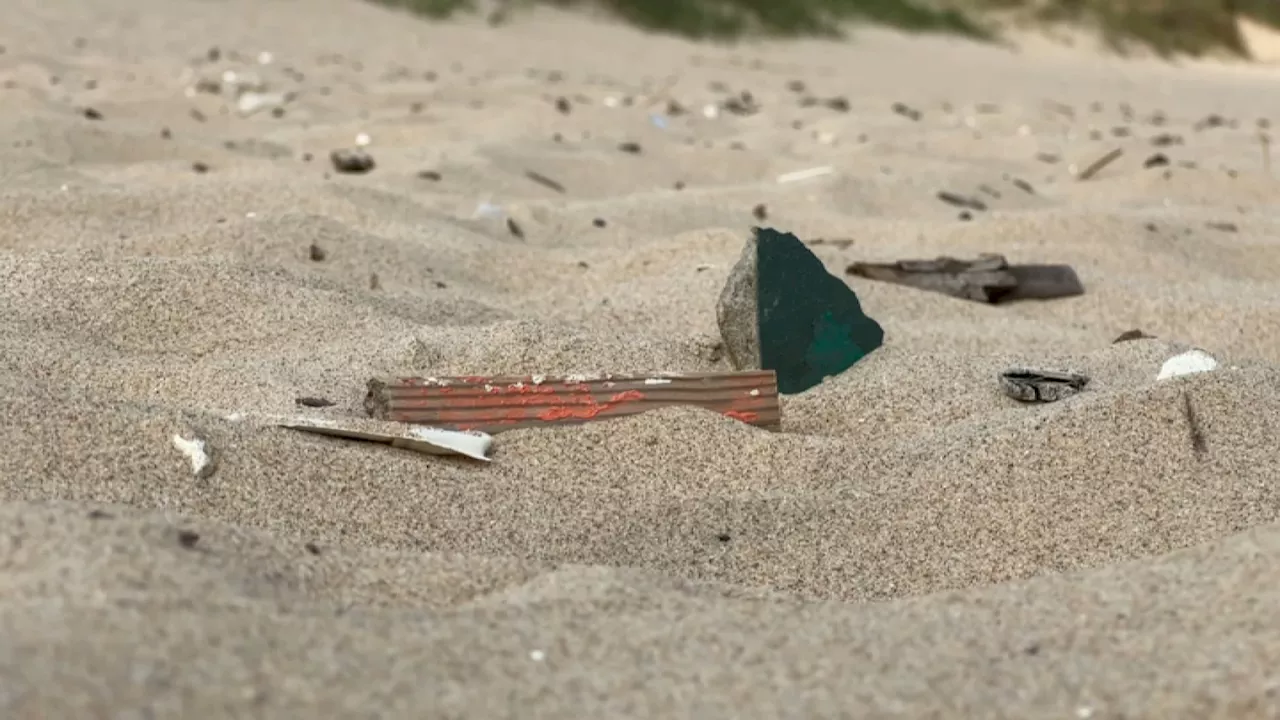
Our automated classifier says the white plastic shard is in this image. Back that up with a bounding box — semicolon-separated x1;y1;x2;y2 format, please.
1157;348;1219;381
171;434;215;478
277;416;493;461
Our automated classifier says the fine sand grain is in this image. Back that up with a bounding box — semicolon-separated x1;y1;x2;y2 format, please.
3;1;1280;717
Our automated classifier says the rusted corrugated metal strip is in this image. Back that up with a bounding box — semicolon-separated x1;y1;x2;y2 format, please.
364;371;781;433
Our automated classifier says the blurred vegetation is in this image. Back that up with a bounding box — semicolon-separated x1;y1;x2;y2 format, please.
369;0;1280;58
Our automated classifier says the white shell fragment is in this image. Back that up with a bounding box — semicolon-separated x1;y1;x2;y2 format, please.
171;434;216;478
999;368;1090;403
1157;349;1219;381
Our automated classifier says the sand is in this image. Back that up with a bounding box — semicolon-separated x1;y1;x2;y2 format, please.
3;0;1280;716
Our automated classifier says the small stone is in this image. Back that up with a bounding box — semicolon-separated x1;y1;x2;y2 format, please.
330;148;375;174
82;107;103;120
309;243;326;261
1113;329;1155;344
999;369;1089;403
295;397;334;408
717;227;884;395
617;142;642;154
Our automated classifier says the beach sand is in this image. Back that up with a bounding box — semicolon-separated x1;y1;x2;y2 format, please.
3;0;1280;716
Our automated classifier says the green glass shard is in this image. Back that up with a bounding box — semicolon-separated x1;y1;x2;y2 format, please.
754;227;884;394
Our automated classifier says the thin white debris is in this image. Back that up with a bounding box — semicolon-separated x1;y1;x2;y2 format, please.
1157;348;1219;381
776;166;834;184
277;416;493;461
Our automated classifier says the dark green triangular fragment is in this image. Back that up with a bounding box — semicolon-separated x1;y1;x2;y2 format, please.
754;227;884;394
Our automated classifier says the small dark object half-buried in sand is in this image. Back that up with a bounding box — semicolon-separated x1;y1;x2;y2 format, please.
846;253;1084;304
364;371;780;433
999;369;1090;403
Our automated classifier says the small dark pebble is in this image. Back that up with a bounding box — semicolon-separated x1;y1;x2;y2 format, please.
577;260;590;268
723;92;759;116
87;509;113;520
752;203;768;221
1011;177;1035;194
330;148;375;174
716;533;732;542
177;530;201;549
82;107;103;120
618;141;642;154
592;218;607;228
1194;114;1228;131
417;170;442;181
191;162;210;173
524;169;565;193
786;80;806;93
891;102;921;121
1151;133;1183;147
1144;153;1170;169
824;96;850;112
160;127;172;139
295;397;335;408
937;191;987;211
958;210;973;221
1113;329;1155;343
673;180;686;190
1206;221;1238;232
506;217;525;239
554;96;571;114
369;273;381;290
305;542;322;555
309;243;326;261
434;280;448;289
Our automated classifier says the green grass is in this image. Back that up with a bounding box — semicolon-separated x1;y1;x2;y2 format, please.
369;0;1280;58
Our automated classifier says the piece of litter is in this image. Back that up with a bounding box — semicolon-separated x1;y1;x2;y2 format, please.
999;369;1089;403
1157;349;1218;381
649;114;669;130
278;416;492;461
718;227;883;395
777;166;833;184
847;254;1084;304
529;650;546;661
236;91;286;116
355;132;371;147
171;434;216;479
364;371;780;433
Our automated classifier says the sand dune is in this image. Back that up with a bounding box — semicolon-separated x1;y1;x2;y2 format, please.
3;0;1280;716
